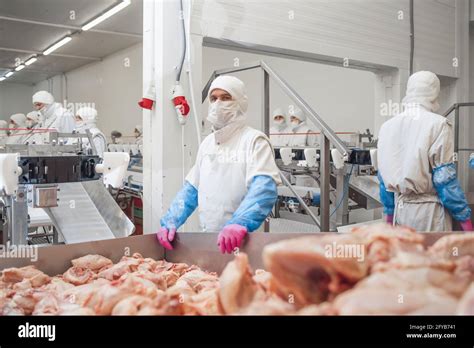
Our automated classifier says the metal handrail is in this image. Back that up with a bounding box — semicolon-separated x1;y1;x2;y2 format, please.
443;102;474;154
201;60;347;231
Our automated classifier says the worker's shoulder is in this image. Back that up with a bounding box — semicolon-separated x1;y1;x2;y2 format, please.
242;126;271;143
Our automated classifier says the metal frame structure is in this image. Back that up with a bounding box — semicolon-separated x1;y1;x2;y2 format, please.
202;60;352;232
443;102;474;156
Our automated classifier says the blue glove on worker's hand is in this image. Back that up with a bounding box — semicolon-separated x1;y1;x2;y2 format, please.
470;154;474;169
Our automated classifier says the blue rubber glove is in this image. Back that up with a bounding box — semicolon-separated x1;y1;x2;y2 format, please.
378;173;395;216
225;175;277;232
470;155;474;169
432;163;471;221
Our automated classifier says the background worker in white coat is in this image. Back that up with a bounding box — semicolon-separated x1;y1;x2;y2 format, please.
32;90;75;143
22;111;42;144
134;125;143;145
288;107;318;147
74;107;107;157
0;120;8;145
378;71;472;232
157;75;281;254
269;107;290;147
7;113;27;144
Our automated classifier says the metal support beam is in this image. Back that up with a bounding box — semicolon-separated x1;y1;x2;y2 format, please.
262;68;270;232
10;187;29;245
320;135;331;232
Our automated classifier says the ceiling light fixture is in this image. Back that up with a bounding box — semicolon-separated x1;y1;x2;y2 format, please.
25;57;38;66
15;65;25;71
5;71;14;77
43;36;72;56
82;0;131;31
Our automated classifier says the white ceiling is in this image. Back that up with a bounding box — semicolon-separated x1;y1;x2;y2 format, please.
0;0;143;85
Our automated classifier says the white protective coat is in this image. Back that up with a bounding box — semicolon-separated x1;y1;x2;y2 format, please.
38;103;76;143
185;76;281;232
378;71;453;232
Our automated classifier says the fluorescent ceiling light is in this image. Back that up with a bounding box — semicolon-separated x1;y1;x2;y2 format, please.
0;77;6;82
25;57;37;66
82;0;131;31
5;71;14;77
15;65;25;71
43;36;72;56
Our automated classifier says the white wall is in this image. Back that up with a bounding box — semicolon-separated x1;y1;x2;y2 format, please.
34;43;143;140
0;83;34;121
202;46;376;139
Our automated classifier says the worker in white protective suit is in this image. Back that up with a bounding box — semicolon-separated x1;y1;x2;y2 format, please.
288;107;318;147
157;76;282;254
6;113;27;144
134;125;143;145
269;107;291;147
74;107;107;157
378;71;472;232
32;90;75;143
0;120;8;145
22;111;42;144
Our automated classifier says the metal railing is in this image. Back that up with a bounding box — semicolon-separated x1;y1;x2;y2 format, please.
443;102;474;155
202;60;352;231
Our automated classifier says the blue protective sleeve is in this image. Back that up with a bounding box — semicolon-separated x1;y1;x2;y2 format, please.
470;157;474;169
225;175;278;232
432;163;471;221
160;181;198;230
378;173;395;216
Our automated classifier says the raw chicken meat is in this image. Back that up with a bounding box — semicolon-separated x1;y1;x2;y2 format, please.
2;224;473;316
263;233;369;306
428;233;474;260
71;254;113;272
457;283;474;315
63;267;96;285
1;265;50;288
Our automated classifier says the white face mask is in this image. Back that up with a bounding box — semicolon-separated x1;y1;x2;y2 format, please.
291;120;301;131
26;120;35;129
9;123;15;130
207;100;240;130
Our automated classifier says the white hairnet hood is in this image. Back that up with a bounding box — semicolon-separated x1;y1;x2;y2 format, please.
402;71;441;113
10;113;27;127
208;75;248;115
272;107;286;120
26;111;41;123
289;107;306;122
76;107;98;127
32;90;54;105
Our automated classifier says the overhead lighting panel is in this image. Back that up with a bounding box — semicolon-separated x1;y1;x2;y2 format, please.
25;57;38;66
82;0;131;31
15;65;25;71
43;36;72;56
5;71;14;78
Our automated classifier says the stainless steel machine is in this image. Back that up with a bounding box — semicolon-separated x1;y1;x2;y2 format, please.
0;131;133;247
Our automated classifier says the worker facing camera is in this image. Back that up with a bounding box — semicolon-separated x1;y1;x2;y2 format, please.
32;90;75;144
157;75;281;254
287;107;318;147
378;71;472;232
269;108;290;147
74;107;107;157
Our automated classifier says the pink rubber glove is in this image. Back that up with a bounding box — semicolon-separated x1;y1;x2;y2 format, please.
217;224;248;254
386;215;394;225
460;220;473;232
156;227;176;250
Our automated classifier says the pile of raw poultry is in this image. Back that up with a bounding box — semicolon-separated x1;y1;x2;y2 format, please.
1;224;473;315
